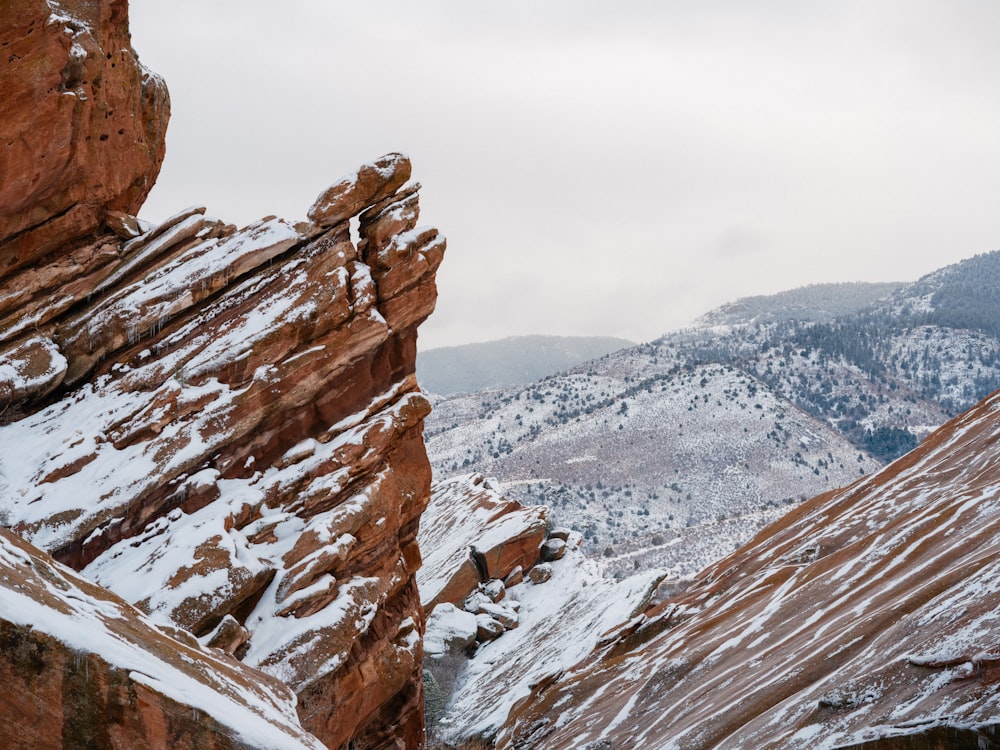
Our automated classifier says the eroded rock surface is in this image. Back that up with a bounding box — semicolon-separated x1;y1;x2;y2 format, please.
0;527;324;750
500;389;1000;749
0;0;169;276
0;2;445;747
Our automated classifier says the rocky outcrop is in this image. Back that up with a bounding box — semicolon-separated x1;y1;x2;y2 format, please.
0;2;445;747
0;526;324;750
418;474;663;743
417;474;549;612
0;0;169;277
500;387;1000;749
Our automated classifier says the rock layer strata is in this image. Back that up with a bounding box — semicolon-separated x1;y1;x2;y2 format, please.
501;387;1000;749
0;527;324;750
0;1;445;747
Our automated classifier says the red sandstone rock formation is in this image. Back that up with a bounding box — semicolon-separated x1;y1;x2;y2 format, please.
500;389;1000;749
0;527;324;750
418;474;549;612
0;0;169;278
0;2;444;748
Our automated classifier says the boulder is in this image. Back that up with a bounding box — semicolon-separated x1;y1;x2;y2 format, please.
504;566;524;587
425;603;478;657
0;335;67;410
540;538;567;562
203;614;251;656
307;153;411;229
476;614;505;643
547;527;572;542
483;578;506;602
528;564;553;585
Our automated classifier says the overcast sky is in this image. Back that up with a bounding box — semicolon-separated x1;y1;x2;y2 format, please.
128;2;1000;350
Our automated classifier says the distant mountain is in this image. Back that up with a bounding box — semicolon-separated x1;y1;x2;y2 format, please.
696;281;904;326
425;250;1000;568
671;250;1000;445
426;358;884;566
416;335;633;395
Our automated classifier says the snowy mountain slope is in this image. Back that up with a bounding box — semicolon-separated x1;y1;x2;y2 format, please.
499;385;1000;749
426;251;1000;577
426;362;880;568
667;250;1000;450
696;281;904;326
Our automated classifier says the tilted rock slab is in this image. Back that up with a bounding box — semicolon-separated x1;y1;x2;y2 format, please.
0;151;445;747
500;387;1000;749
0;526;324;750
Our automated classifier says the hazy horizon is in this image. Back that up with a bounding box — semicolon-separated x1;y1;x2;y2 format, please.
129;2;1000;349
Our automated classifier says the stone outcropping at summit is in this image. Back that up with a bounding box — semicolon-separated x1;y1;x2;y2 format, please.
0;1;445;747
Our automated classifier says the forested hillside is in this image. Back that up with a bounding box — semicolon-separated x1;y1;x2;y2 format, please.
425;250;1000;571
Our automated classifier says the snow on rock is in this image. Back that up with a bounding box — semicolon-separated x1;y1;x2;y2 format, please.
0;104;444;750
425;603;478;657
434;546;664;742
418;473;549;610
308;152;412;229
1;4;448;747
499;386;1000;749
0;334;67;407
418;472;665;743
0;526;324;749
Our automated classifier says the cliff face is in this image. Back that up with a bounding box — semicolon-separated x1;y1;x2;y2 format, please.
0;0;169;275
500;387;1000;748
0;2;444;748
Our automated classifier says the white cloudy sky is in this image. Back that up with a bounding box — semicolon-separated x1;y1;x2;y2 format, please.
129;2;1000;350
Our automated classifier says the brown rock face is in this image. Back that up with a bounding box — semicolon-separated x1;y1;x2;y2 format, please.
0;2;445;748
501;389;1000;749
0;528;324;750
0;0;169;276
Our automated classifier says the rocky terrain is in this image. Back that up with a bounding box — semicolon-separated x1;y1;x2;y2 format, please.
0;526;324;749
498;379;1000;749
417;474;664;745
0;1;444;746
6;3;1000;749
417;335;633;395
